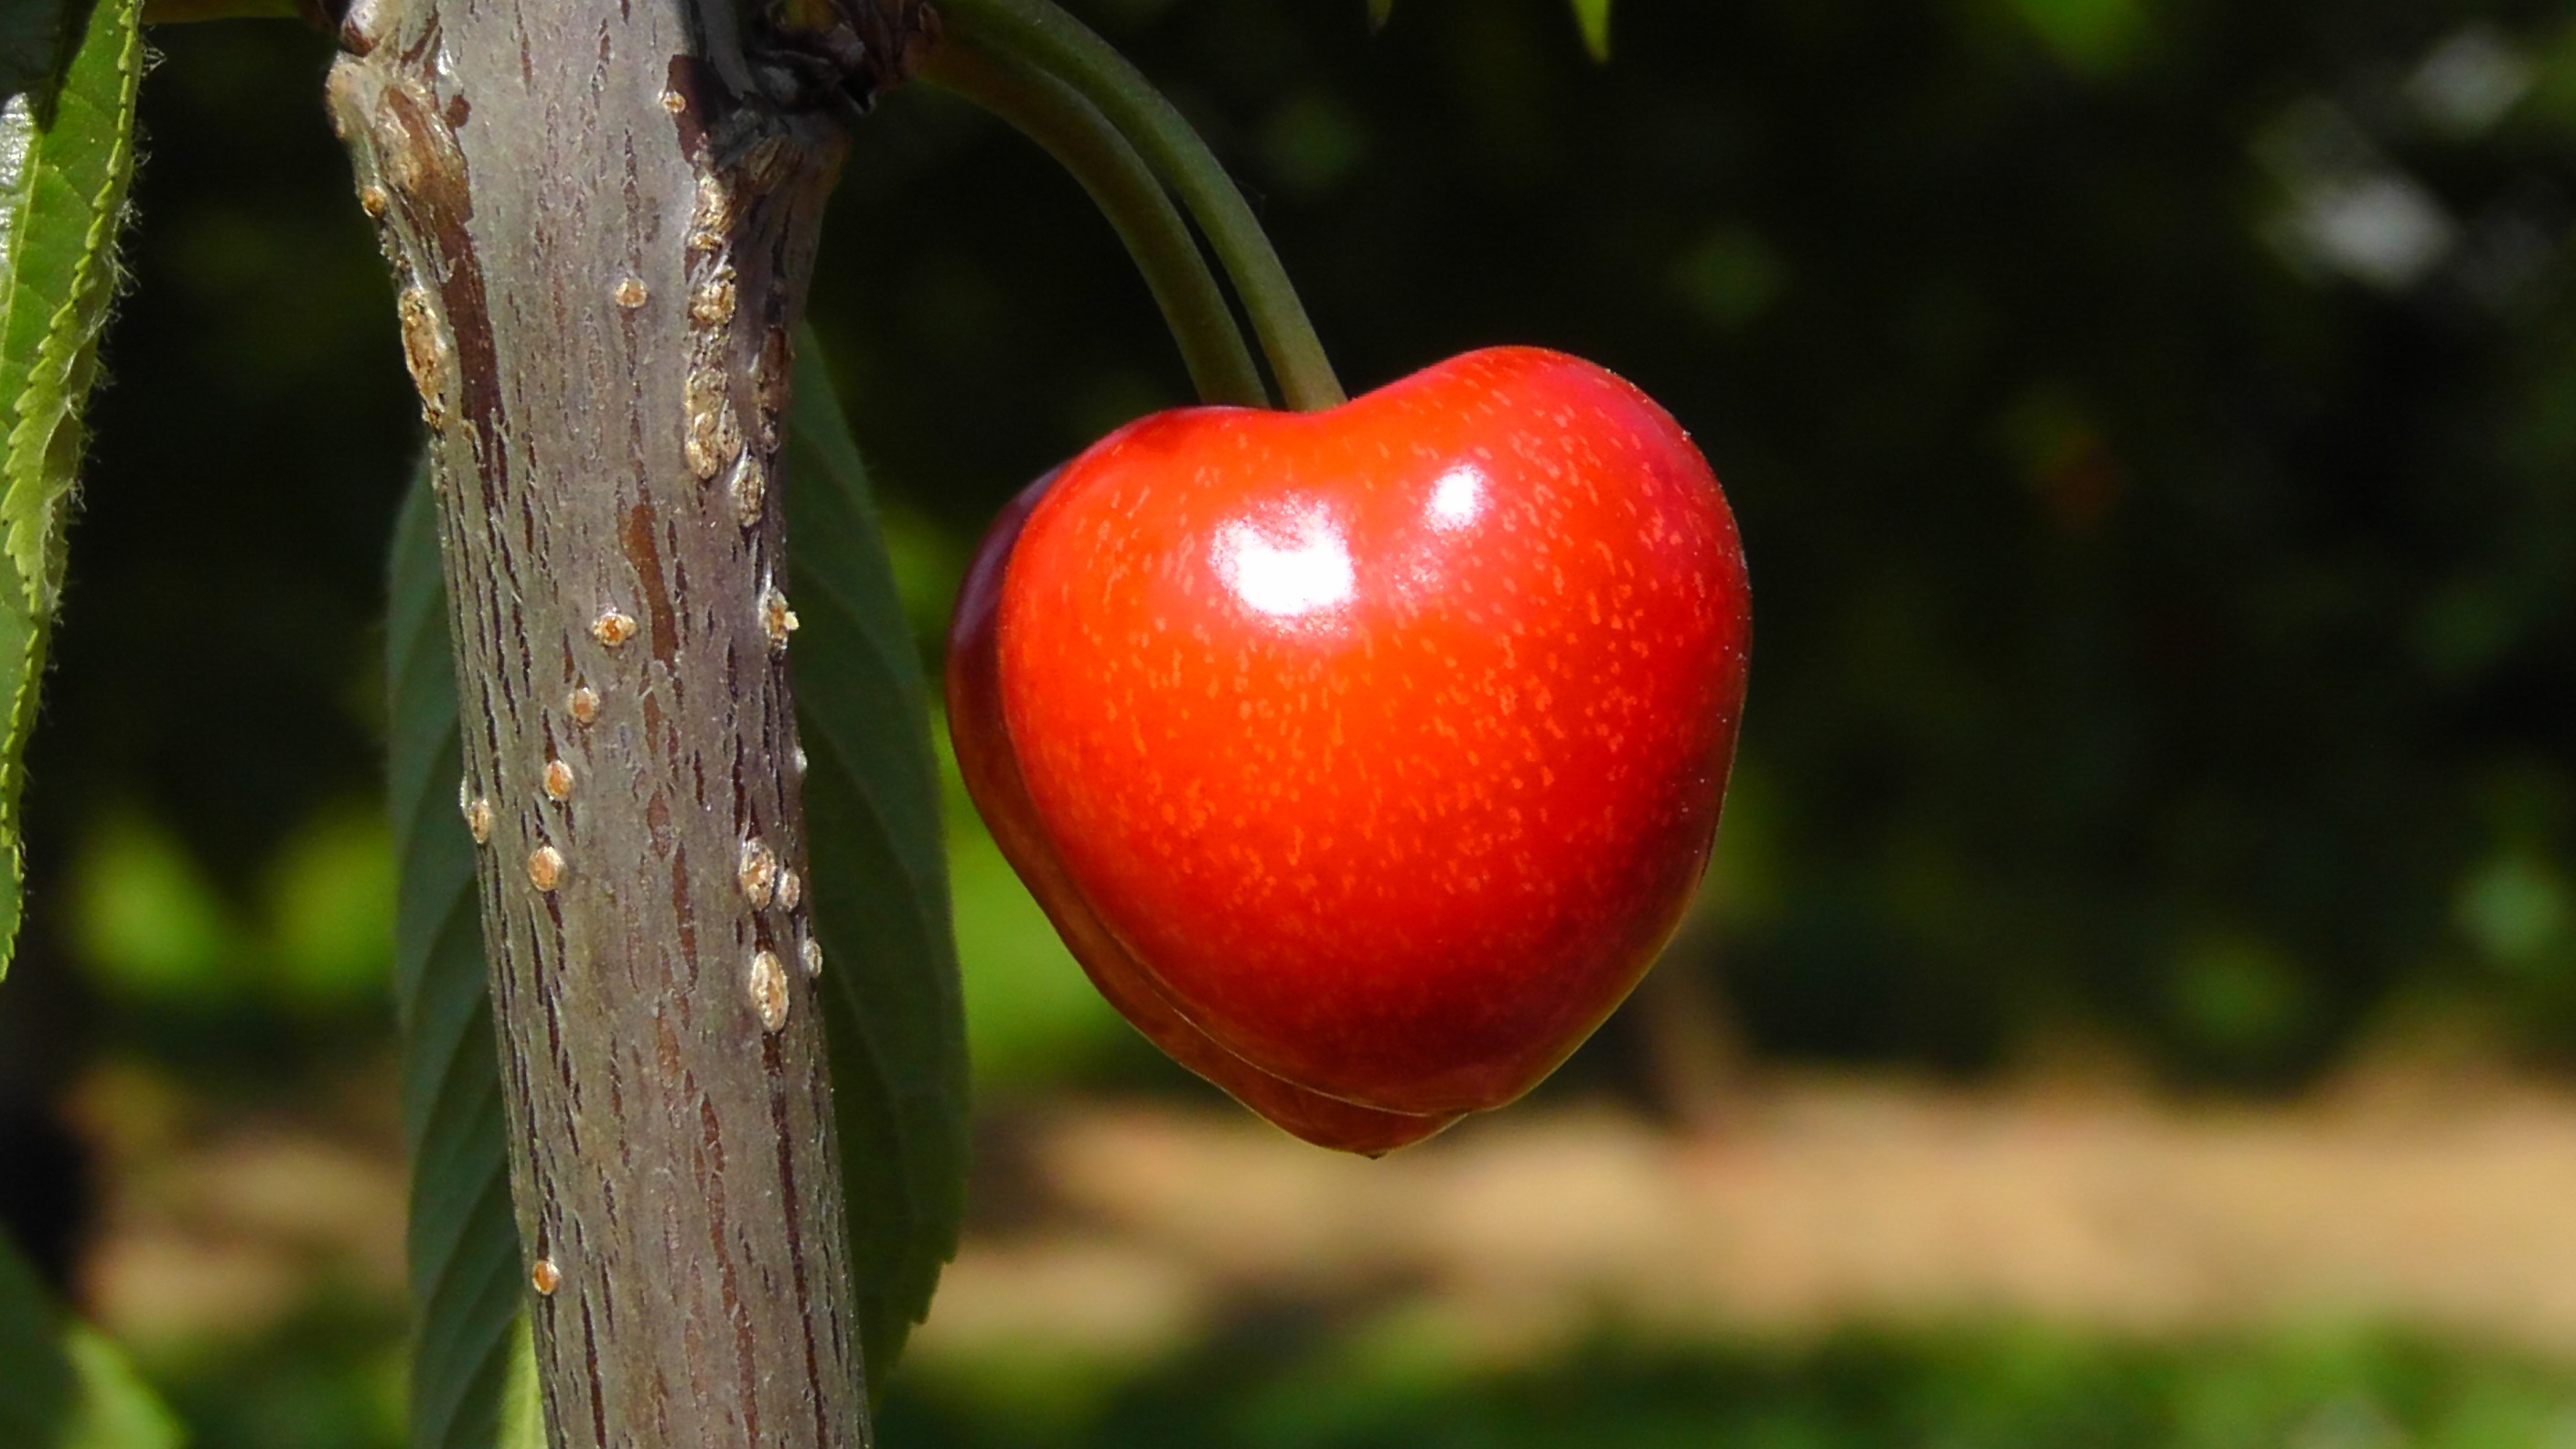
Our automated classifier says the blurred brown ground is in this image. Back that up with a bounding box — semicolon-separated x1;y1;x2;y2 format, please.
65;1046;2576;1373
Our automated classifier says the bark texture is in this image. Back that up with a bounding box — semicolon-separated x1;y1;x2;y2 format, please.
327;1;924;1443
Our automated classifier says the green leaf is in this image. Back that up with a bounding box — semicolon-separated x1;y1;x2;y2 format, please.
1570;0;1611;60
385;326;967;1444
782;325;969;1380
1366;0;1392;32
0;0;139;979
493;1315;545;1449
0;1228;183;1449
386;466;526;1449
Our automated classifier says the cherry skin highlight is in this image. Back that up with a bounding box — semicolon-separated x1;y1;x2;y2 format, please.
947;347;1750;1151
950;476;1462;1155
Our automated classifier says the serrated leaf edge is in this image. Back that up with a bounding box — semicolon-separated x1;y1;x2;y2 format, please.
0;0;141;980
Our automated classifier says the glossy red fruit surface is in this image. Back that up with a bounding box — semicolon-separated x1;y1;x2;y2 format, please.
947;347;1750;1149
950;477;1461;1155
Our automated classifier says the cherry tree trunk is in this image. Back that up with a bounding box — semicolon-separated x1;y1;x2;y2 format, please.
326;0;924;1443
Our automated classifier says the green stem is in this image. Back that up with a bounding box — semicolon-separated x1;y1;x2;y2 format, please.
921;38;1269;409
932;0;1350;411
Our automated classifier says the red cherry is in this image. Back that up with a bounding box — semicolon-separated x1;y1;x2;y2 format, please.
946;347;1750;1152
952;478;1463;1155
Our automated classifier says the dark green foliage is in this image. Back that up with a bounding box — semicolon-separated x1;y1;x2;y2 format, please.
0;0;98;109
1368;0;1608;58
0;1226;177;1448
147;1299;414;1449
0;1226;80;1446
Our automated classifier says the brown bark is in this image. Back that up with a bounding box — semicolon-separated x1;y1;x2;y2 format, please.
327;3;924;1443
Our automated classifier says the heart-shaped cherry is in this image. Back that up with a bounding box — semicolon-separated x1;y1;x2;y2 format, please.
947;347;1750;1152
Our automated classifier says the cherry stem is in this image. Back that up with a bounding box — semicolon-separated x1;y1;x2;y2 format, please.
930;0;1351;412
920;38;1270;410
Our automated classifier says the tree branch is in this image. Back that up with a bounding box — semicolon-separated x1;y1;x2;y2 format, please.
327;0;922;1441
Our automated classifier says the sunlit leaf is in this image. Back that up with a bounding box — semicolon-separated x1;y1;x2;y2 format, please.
0;0;138;978
68;811;238;998
494;1315;545;1449
386;326;967;1443
0;1228;182;1449
263;802;396;1004
782;325;970;1379
1570;0;1611;60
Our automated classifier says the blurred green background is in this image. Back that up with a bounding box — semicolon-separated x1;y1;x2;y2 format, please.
8;0;2576;1443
